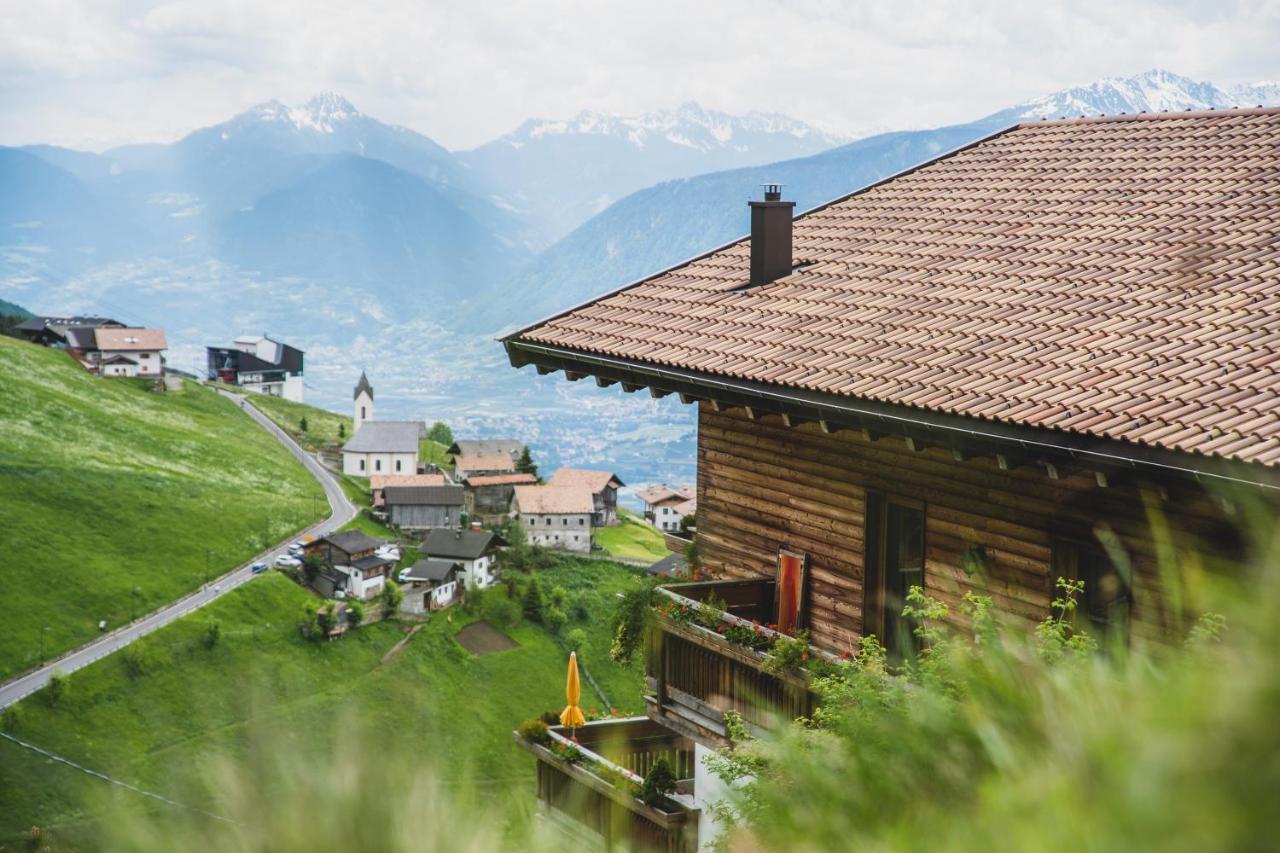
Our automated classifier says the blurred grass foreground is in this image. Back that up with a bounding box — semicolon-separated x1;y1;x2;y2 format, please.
22;505;1280;852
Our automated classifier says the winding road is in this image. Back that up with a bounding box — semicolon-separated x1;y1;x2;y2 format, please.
0;388;358;709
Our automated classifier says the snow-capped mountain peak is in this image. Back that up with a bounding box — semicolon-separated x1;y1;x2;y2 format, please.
292;92;360;132
1001;69;1280;122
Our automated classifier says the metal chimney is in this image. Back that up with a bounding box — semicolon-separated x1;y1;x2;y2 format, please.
749;183;795;286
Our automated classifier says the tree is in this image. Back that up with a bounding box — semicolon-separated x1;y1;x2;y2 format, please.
316;604;338;637
427;421;454;446
381;579;403;617
300;605;321;640
679;511;697;536
346;601;365;628
515;446;538;479
522;576;545;622
565;627;589;657
545;605;567;635
299;416;309;433
44;671;67;707
302;554;325;584
338;422;346;440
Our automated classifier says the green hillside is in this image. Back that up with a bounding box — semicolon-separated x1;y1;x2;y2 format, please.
0;560;646;845
0;297;31;318
0;336;325;679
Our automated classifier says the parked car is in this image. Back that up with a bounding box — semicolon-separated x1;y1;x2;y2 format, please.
275;555;301;568
376;545;401;561
251;561;269;574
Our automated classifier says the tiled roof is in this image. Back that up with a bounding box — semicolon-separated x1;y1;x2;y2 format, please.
454;453;517;473
343;421;421;454
637;484;694;505
316;530;384;555
370;474;446;491
421;528;503;560
465;473;538;487
547;468;625;493
449;439;524;457
514;485;595;515
509;109;1280;469
95;327;168;352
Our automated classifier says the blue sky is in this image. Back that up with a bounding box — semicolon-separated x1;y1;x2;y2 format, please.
2;0;1278;150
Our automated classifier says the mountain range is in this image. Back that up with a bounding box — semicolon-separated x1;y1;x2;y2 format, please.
2;69;1277;487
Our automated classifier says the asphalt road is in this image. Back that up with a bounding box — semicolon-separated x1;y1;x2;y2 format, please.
0;388;358;709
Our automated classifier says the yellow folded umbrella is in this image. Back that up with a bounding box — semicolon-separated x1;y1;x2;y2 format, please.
560;651;587;735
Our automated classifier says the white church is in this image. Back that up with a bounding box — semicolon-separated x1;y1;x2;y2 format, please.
340;372;424;477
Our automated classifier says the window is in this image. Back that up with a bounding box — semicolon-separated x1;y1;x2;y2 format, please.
360;406;366;419
1052;539;1129;639
395;460;402;472
579;518;585;525
359;459;366;472
562;518;568;526
863;494;925;659
375;459;382;472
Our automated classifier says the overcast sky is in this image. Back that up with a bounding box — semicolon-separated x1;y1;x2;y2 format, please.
2;0;1278;152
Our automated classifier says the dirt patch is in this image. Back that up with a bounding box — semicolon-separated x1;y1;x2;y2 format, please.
456;621;520;656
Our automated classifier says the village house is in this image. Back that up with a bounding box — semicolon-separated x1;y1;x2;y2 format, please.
513;485;594;553
382;485;465;531
93;327;168;377
396;558;462;613
419;527;505;589
370;473;447;509
15;315;121;348
504;109;1280;850
463;472;537;524
206;334;306;402
453;452;517;480
448;439;525;462
341;374;423;477
547;468;625;526
637;484;696;532
303;531;394;601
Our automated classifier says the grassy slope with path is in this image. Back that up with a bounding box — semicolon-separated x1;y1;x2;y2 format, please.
0;336;325;680
0;559;647;844
595;508;669;562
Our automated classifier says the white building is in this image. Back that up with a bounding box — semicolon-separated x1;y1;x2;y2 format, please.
207;334;305;402
94;327;168;378
397;558;461;613
513;485;594;553
419;528;504;589
637;485;697;533
340;373;422;477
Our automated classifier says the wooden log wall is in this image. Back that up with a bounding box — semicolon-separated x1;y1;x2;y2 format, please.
696;405;1248;653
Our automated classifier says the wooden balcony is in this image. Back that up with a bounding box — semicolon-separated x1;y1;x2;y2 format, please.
515;717;701;852
646;578;824;747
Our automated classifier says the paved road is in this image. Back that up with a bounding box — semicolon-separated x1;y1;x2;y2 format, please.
0;389;358;709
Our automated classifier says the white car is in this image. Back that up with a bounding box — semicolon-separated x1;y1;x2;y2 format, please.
274;555;302;568
375;545;401;561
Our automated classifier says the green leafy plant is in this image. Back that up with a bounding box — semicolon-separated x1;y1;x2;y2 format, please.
640;756;678;806
522;575;545;622
346;601;365;628
545;605;567;635
204;621;222;650
381;579;404;617
44;670;66;708
516;718;550;745
763;630;812;675
610;578;658;665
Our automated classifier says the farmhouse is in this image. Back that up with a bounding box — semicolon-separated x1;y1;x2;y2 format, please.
304;530;394;601
206;334;305;402
370;473;447;509
397;558;462;613
382;485;465;531
463;472;538;523
504;108;1280;850
547;468;624;526
453;452;517;480
448;439;525;461
419;527;505;589
15;315;121;348
513;485;594;553
637;484;696;532
93;327;168;377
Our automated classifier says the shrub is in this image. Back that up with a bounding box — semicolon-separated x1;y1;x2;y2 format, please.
346;602;365;628
299;416;308;433
762;630;812;675
610;579;658;665
545;605;568;635
641;757;677;806
539;710;561;726
569;592;590;622
550;585;568;609
516;718;550;745
44;671;67;708
1;704;22;731
122;647;147;680
565;627;589;657
302;554;324;584
463;584;488;615
381;579;404;617
482;593;521;630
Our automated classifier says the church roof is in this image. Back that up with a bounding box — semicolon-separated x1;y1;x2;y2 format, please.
353;371;374;401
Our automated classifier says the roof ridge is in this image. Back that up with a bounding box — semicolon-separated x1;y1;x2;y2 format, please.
1022;105;1280;127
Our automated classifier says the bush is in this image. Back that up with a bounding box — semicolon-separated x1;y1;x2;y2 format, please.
463;584;488;615
346;602;365;629
570;592;590;622
610;579;658;665
482;593;521;630
762;630;811;676
299;416;309;432
550;585;568;609
122;647;147;680
641;757;677;806
516;718;550;745
545;605;568;635
1;704;22;731
302;554;325;584
427;421;454;446
565;627;589;658
44;671;67;708
539;710;561;726
381;579;404;616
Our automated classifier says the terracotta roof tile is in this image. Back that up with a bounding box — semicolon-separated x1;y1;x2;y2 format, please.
511;109;1280;469
513;485;594;515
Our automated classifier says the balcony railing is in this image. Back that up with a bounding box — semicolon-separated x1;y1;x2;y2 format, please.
514;717;701;852
646;578;828;746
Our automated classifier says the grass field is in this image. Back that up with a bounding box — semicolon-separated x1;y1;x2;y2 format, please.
0;337;325;680
0;558;646;845
594;509;669;562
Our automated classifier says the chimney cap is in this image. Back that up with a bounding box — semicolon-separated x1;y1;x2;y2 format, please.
761;182;784;201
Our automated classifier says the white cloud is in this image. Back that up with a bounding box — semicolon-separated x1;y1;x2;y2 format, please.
0;0;1277;151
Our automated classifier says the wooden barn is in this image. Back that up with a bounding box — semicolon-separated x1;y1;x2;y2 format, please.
502;108;1280;849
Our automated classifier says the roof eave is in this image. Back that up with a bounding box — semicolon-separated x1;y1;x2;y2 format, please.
504;339;1280;492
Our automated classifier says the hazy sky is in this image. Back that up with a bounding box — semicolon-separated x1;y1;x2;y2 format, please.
3;0;1278;151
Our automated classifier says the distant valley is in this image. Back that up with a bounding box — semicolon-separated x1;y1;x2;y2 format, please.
3;69;1277;491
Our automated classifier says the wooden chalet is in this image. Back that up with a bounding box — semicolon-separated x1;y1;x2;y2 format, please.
503;108;1280;848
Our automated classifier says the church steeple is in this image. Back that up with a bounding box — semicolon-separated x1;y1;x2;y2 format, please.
353;371;374;433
